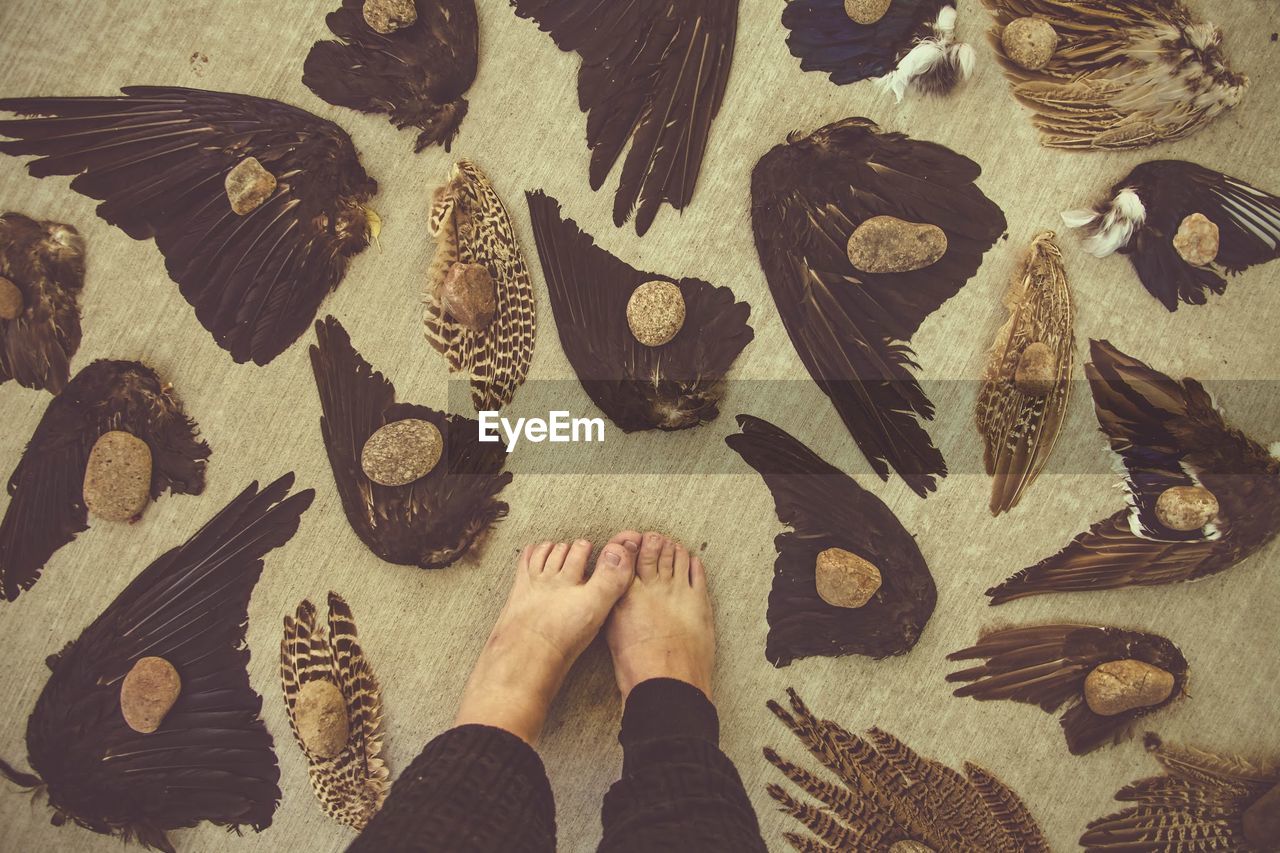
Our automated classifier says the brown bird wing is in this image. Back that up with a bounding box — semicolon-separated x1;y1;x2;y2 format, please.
0;360;210;601
0;213;85;394
947;624;1189;755
512;0;737;235
303;0;478;152
525;190;752;432
0;87;377;365
726;415;936;667
309;317;511;569
16;476;311;851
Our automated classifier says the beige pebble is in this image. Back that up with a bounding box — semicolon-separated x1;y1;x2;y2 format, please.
626;280;686;347
889;843;935;853
1243;782;1280;849
83;431;152;522
847;216;947;274
1014;341;1056;397
440;262;497;330
815;548;882;609
120;656;181;734
844;0;891;25
295;680;349;759
361;418;442;487
225;157;276;216
1172;212;1219;266
1155;485;1218;531
363;0;417;33
1002;17;1058;71
0;276;22;320
1083;659;1175;717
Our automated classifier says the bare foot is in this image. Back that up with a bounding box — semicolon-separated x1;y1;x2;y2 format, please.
606;532;715;701
455;532;641;744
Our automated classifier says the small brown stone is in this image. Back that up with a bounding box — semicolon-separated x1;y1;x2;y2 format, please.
1172;212;1220;266
1002;17;1059;70
225;156;276;215
1155;485;1218;531
1014;341;1056;397
1243;782;1280;849
361;418;443;487
440;262;497;330
363;0;417;33
889;843;935;853
844;0;891;25
83;431;152;522
815;548;882;609
626;280;686;347
1084;659;1175;717
295;680;349;759
847;216;947;274
120;656;181;734
0;276;22;320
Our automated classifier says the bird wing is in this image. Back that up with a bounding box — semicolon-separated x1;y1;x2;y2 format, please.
0;87;377;364
512;0;737;235
0;360;209;601
525;190;752;432
23;476;312;847
782;0;947;84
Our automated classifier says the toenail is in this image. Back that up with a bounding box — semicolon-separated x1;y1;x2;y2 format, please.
576;539;590;547
604;549;622;566
624;540;638;552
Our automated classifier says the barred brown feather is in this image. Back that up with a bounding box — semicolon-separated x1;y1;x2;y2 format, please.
281;592;388;830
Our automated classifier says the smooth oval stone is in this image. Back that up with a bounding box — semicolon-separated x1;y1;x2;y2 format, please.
441;262;497;330
626;280;686;347
1243;782;1280;849
0;275;22;320
844;0;891;25
1173;212;1219;266
361;418;443;487
363;0;417;33
815;547;882;609
1002;17;1058;70
83;431;152;522
847;216;947;274
1014;341;1056;397
120;656;181;734
225;156;276;215
1155;485;1218;531
1084;659;1175;716
889;843;935;853
295;679;349;759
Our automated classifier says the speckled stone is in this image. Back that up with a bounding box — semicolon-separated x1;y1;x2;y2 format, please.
1084;659;1175;716
361;418;442;487
847;216;947;274
1243;782;1280;849
1155;485;1218;531
1173;212;1220;266
1002;17;1058;71
844;0;891;25
120;656;181;734
441;262;497;330
0;276;22;320
626;280;686;347
83;431;152;522
1014;341;1056;396
295;680;349;759
363;0;417;33
225;156;276;215
889;843;935;853
815;548;882;609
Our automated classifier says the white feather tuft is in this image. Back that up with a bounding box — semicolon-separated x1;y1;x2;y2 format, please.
874;6;972;101
1063;188;1146;258
1060;209;1100;229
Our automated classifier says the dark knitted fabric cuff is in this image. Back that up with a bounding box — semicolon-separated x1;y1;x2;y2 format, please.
620;677;719;749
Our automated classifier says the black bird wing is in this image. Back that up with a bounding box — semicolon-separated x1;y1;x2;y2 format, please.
511;0;737;235
726;415;936;667
750;117;1006;495
782;0;947;84
0;86;378;364
1124;161;1280;310
304;0;478;152
0;360;210;601
309;317;511;569
947;624;1189;755
0;213;85;394
525;190;752;432
20;475;312;851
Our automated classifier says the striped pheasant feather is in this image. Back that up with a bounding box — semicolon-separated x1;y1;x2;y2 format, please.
281;593;389;829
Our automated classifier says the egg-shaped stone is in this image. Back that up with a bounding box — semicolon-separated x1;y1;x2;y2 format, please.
361;418;443;487
120;656;181;734
626;280;686;347
441;262;497;330
1002;17;1058;70
1155;485;1218;531
363;0;417;33
0;276;22;320
847;216;947;274
83;431;153;522
815;547;882;609
844;0;891;25
295;679;349;759
1172;212;1219;266
1014;341;1057;397
225;156;276;216
1083;659;1175;717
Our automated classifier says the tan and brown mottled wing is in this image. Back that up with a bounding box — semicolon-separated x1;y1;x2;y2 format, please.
966;763;1051;853
976;231;1073;515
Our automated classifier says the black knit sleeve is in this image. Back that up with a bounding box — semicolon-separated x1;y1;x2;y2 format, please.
599;678;767;852
346;724;555;853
